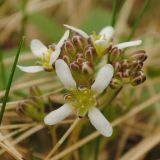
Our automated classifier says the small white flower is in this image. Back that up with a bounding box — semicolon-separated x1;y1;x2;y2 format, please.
64;24;114;54
17;30;70;73
64;24;142;54
44;59;114;137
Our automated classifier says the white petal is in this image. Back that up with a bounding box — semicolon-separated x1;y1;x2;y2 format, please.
88;107;112;137
94;39;107;47
49;49;61;65
56;30;70;50
114;40;142;49
64;24;89;39
44;104;73;125
17;65;44;73
99;26;114;39
91;64;114;94
30;39;48;57
55;59;76;90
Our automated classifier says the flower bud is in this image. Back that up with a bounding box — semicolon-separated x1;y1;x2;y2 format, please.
109;47;122;62
72;35;84;51
64;40;76;55
77;57;86;65
110;78;122;89
112;62;122;73
129;50;147;62
81;61;93;74
131;71;146;86
122;59;130;69
84;45;97;62
61;54;70;64
115;71;123;78
70;61;80;72
122;69;130;78
130;60;143;71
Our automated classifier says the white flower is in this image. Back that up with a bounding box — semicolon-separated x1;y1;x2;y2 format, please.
44;59;114;137
64;24;114;54
63;24;142;53
17;30;70;73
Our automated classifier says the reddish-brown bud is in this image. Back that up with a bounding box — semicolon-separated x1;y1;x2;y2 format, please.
122;59;130;69
122;69;130;78
64;40;76;55
131;71;146;86
112;62;122;72
81;61;93;74
70;61;80;71
72;35;84;50
130;50;147;62
109;47;122;62
84;45;97;61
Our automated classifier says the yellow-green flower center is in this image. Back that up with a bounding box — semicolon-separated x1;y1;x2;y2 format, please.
40;48;53;71
65;88;97;117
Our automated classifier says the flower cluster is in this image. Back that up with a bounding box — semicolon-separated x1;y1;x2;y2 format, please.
17;25;147;137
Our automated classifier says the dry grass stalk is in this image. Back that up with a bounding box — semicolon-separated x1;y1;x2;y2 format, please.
119;130;160;160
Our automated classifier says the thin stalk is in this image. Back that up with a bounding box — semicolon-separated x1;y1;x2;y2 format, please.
0;50;6;89
111;0;118;27
20;0;28;37
94;137;101;160
0;37;25;124
45;118;80;160
127;0;150;40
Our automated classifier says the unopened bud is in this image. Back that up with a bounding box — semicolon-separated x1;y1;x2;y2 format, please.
115;72;123;78
110;78;122;89
131;71;146;86
70;61;80;72
72;35;84;51
109;47;122;62
61;55;70;64
81;61;93;74
130;60;143;71
122;59;130;69
84;45;97;62
122;69;130;78
64;40;76;55
130;50;147;62
112;62;122;72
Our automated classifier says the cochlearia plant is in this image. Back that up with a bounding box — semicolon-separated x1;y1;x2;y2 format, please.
18;25;147;139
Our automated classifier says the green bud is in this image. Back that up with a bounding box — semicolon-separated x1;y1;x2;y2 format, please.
110;78;123;89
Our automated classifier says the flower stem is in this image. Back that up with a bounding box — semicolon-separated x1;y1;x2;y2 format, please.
0;37;25;125
45;118;80;160
127;0;150;40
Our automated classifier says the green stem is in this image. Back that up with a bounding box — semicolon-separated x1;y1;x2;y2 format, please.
20;0;28;37
0;50;6;89
0;37;25;125
94;137;101;160
111;0;118;27
127;0;150;40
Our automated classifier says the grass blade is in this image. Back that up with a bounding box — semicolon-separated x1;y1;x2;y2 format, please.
0;50;7;89
127;0;150;40
0;37;25;124
111;0;118;27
